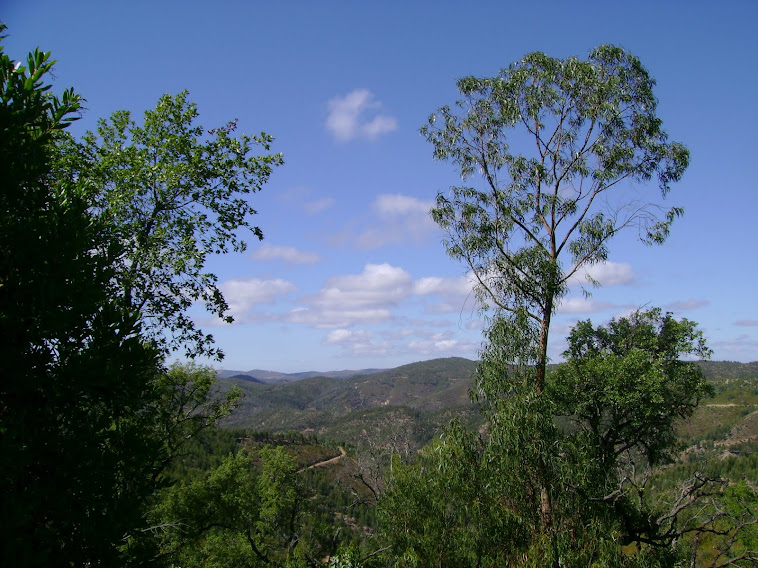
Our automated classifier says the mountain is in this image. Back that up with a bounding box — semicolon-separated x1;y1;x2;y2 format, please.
227;374;265;384
216;367;386;383
216;358;758;452
217;357;480;449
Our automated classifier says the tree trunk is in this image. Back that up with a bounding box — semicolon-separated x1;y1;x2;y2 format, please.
536;298;553;394
537;297;556;566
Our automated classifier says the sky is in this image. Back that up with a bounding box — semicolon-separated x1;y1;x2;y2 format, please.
4;1;757;372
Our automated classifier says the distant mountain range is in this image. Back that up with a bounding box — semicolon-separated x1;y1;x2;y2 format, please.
215;357;758;451
216;367;386;383
217;357;479;448
217;359;758;384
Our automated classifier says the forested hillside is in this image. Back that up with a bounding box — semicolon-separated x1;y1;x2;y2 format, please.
217;358;758;452
174;357;758;567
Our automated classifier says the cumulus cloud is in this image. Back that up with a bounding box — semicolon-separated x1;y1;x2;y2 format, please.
287;263;413;327
323;328;388;355
355;194;438;248
315;263;412;308
325;89;397;142
281;263;475;329
414;275;475;314
251;244;322;264
567;261;634;288
220;277;297;315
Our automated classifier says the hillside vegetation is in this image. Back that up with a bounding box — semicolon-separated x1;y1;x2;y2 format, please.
218;358;758;451
219;357;481;449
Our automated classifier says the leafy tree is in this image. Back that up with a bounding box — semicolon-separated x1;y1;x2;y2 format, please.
380;311;717;567
551;308;714;467
151;363;242;478
58;91;284;358
152;446;330;567
379;421;527;567
0;29;247;566
423;45;690;393
0;26;163;566
548;310;716;550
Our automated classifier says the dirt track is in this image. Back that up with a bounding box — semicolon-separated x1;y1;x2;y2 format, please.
300;446;347;472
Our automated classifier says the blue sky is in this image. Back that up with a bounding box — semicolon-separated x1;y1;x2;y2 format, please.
4;1;757;372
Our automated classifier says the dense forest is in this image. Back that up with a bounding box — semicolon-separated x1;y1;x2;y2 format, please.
1;25;755;567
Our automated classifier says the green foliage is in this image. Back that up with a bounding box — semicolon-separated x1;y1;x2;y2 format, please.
152;450;263;567
550;308;714;466
379;311;725;566
379;420;531;567
153;362;242;475
58;91;283;358
0;26;164;566
151;444;342;567
424;45;690;389
0;28;258;565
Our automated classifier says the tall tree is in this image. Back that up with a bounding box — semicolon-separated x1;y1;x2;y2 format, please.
58;92;284;358
380;310;716;567
423;45;689;393
0;27;162;566
0;29;245;566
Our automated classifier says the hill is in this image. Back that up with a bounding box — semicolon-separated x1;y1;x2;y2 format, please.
218;357;480;448
217;358;758;452
216;367;386;383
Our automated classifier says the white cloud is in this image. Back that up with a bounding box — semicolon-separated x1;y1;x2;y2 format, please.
413;276;472;297
324;329;356;344
220;277;297;315
287;263;413;327
735;319;758;327
315;263;413;308
326;89;398;142
567;261;634;288
556;297;617;314
323;328;388;355
252;264;478;332
355;194;438;249
414;275;475;314
251;244;322;264
374;194;433;216
363;116;398;139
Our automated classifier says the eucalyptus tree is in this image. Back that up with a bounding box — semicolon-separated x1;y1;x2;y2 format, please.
423;45;689;393
380;310;716;567
59;92;284;359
